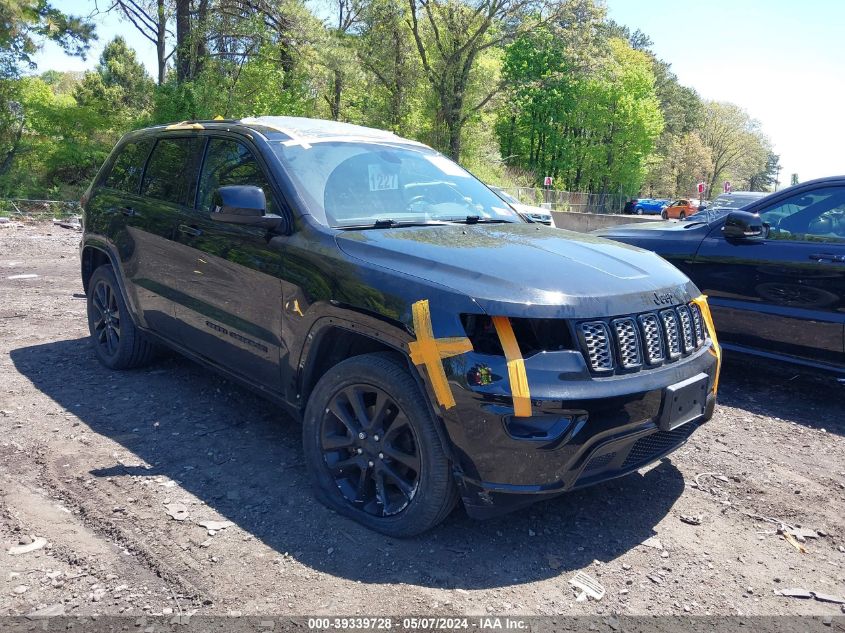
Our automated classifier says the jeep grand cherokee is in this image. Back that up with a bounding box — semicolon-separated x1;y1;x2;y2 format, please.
80;116;721;536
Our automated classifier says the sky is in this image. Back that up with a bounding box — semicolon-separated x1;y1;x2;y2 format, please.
32;0;845;186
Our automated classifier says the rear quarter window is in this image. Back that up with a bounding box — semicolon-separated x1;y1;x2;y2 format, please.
104;139;153;194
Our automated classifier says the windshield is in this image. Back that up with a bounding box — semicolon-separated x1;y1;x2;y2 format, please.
493;188;521;206
271;141;521;228
709;193;764;210
693;193;766;223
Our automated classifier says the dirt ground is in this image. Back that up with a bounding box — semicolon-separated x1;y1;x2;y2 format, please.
1;220;844;619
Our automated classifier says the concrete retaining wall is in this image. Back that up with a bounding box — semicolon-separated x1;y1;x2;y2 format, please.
551;211;660;233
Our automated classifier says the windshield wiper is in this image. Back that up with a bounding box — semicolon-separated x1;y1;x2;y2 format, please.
337;219;450;230
450;216;515;225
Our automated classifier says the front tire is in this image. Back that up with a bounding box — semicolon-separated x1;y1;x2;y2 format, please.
302;353;457;537
636;208;643;215
661;210;668;220
679;211;686;220
86;265;155;369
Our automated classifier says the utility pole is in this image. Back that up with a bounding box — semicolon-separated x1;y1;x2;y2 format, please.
774;165;781;191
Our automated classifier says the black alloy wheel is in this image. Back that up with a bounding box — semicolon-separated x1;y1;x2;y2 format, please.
320;384;421;517
86;265;155;369
303;353;458;537
91;277;121;357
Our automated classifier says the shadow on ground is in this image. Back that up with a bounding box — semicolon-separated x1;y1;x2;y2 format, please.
13;337;700;589
717;357;844;435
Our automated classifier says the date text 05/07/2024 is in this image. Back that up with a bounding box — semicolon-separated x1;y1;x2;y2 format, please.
306;617;528;630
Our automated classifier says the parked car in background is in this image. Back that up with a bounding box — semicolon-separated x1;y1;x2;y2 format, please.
702;191;768;217
491;187;553;225
594;176;845;376
634;198;670;215
79;116;720;536
661;198;701;220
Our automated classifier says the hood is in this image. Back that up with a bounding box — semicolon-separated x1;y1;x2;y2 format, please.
335;223;698;318
594;219;696;236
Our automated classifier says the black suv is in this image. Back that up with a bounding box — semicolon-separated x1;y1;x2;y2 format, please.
81;117;720;536
595;177;845;376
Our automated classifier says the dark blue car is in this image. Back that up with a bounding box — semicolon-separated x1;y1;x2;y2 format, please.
595;177;845;376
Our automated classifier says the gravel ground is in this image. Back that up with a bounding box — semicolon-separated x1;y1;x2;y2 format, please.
1;221;844;619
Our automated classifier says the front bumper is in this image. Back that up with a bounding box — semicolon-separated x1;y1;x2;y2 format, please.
441;345;718;518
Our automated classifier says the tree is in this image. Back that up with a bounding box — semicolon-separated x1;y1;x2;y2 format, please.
0;0;95;77
175;0;190;81
74;37;155;114
318;0;365;120
748;151;779;192
496;8;663;196
698;101;769;195
356;0;420;133
406;0;569;160
111;0;171;84
642;131;712;197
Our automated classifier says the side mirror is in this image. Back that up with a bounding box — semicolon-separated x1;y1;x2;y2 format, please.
211;185;284;231
722;211;764;240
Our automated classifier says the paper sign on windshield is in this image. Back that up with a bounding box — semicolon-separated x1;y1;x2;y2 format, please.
368;164;399;191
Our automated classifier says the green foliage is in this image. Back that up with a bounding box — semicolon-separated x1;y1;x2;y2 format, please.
0;0;776;204
498;21;664;195
0;0;95;77
699;100;771;194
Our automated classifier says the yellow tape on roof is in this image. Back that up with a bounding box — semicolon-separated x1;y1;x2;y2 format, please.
165;121;204;130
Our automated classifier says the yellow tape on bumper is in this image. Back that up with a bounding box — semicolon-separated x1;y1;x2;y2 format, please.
408;300;473;409
692;294;721;396
491;316;532;418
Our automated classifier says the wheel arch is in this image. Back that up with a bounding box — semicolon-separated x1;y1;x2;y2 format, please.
296;317;459;465
80;240;141;328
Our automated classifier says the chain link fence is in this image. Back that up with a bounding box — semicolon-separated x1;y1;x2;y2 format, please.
1;191;632;220
501;188;630;215
0;198;82;219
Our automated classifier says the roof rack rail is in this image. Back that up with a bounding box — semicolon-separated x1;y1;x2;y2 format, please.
162;117;238;130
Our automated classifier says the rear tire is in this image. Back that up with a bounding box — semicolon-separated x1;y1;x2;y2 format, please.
302;353;458;537
86;265;155;370
679;211;686;220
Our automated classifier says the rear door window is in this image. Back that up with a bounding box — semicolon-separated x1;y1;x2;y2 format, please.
141;137;199;205
104;139;153;194
197;138;275;214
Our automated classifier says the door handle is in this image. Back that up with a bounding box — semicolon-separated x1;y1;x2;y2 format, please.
178;224;203;237
808;253;845;263
119;206;136;217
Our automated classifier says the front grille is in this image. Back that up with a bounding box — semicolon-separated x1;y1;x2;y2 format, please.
584;452;616;472
638;313;664;365
579;322;613;372
676;305;695;352
578;302;708;375
660;309;682;359
689;303;705;346
612;318;642;369
621;424;698;469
